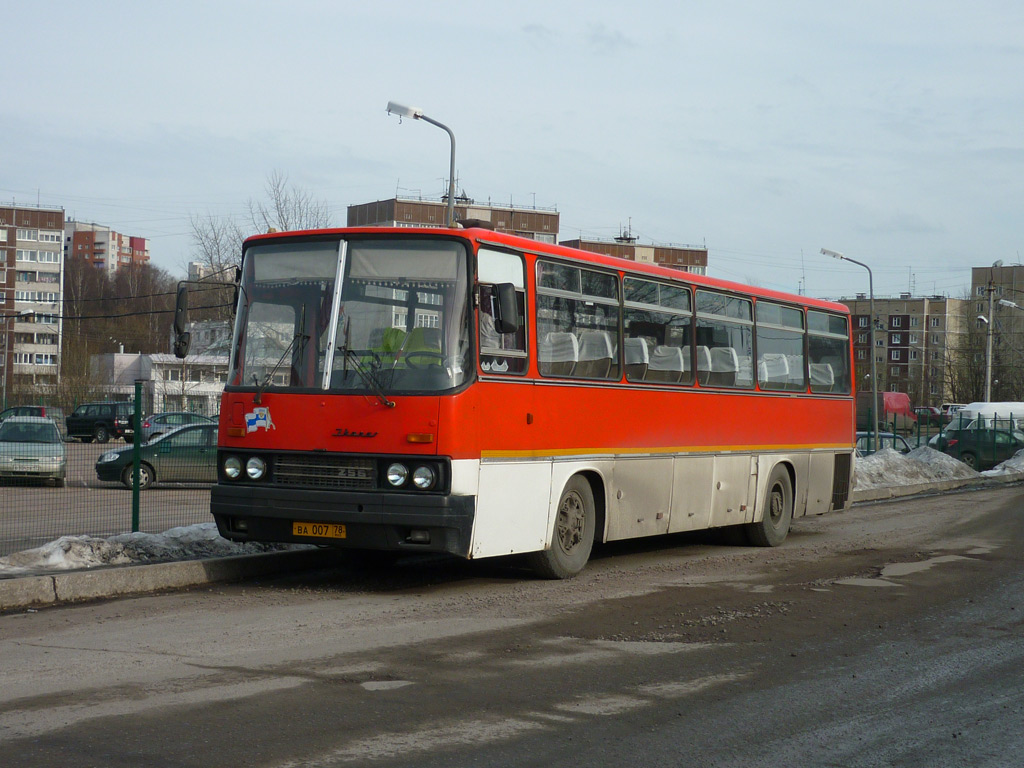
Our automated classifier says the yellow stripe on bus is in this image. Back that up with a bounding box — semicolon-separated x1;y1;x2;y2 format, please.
480;443;853;459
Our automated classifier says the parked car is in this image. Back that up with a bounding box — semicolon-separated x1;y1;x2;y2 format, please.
138;411;216;443
913;406;943;427
0;416;67;486
935;427;1024;471
66;401;135;443
856;431;912;457
0;405;68;439
95;423;217;489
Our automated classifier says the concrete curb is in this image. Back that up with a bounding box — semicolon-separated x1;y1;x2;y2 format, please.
0;547;336;613
3;473;1022;614
850;471;1024;503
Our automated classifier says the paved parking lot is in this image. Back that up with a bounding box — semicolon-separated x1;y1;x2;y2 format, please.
0;440;212;557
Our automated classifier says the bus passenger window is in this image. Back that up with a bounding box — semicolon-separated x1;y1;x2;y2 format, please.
536;261;620;380
696;290;753;389
478;248;527;375
755;301;805;391
623;277;692;385
807;311;851;393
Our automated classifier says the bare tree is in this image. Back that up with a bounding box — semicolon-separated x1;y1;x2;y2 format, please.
246;170;334;233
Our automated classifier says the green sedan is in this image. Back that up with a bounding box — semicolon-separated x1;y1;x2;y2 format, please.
95;423;217;489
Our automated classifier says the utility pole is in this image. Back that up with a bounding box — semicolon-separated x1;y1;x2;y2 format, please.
984;280;995;402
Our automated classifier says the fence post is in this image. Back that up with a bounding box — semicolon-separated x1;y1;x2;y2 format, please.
132;379;143;532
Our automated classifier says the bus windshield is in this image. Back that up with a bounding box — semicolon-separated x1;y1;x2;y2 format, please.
229;237;471;393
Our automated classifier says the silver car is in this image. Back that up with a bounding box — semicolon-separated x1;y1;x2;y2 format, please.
0;416;67;487
138;411;215;443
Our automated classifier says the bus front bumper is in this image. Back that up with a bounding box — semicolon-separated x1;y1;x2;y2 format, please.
211;484;475;558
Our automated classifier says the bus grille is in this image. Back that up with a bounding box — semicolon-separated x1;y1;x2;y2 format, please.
273;455;376;490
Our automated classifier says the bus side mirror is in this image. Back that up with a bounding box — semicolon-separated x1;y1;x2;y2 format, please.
173;284;191;359
494;283;519;335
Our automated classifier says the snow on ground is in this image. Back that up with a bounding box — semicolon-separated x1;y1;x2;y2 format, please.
853;446;979;490
981;449;1024;477
2;448;1022;576
0;523;305;577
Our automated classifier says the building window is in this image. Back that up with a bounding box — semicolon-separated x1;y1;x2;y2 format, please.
891;316;901;327
16;229;38;241
858;317;868;328
891;334;901;345
910;350;918;360
856;349;866;359
891;350;900;361
930;318;940;327
891;366;900;376
910;317;919;327
909;334;918;344
857;333;868;344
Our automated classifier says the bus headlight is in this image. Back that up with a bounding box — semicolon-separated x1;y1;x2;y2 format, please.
412;465;436;490
224;456;242;479
246;456;267;480
386;463;408;486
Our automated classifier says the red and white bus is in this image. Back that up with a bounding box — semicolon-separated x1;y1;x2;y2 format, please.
187;226;854;578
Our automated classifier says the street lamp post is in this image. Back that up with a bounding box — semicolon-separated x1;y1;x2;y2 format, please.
822;248;879;449
984;283;995;402
386;101;457;228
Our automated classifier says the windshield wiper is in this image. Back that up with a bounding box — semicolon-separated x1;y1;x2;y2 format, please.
254;304;309;404
339;316;394;408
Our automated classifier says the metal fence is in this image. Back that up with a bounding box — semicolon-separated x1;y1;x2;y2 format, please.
0;398;219;558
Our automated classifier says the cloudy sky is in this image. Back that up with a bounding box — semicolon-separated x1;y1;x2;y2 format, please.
3;1;1022;299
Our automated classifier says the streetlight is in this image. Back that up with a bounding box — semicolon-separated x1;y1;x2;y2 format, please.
386;101;457;228
822;248;879;448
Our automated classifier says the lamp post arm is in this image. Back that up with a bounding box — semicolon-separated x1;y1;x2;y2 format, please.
413;114;457;228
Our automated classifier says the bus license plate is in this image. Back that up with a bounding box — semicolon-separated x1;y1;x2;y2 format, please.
293;522;347;539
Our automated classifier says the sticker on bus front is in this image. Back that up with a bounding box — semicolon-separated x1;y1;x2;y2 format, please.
245;406;275;432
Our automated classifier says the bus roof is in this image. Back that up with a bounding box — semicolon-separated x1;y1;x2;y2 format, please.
243;226;850;316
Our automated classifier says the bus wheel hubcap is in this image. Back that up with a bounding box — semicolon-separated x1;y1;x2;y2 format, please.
769;485;785;524
557;492;585;554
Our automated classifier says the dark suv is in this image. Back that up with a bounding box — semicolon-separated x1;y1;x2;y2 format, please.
66;402;136;443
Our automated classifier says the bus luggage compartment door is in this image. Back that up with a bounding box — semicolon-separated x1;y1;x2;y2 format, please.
708;455;757;529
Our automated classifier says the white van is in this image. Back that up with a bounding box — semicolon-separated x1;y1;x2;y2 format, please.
946;402;1024;430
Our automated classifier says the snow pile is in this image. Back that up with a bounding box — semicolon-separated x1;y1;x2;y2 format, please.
853;446;979;490
981;448;1024;477
0;523;304;577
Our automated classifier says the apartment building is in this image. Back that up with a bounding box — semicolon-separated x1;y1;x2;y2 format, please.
64;220;149;276
559;234;708;275
348;195;560;242
838;294;967;406
0;204;65;401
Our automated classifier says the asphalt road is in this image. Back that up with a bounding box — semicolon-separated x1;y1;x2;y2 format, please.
1;484;1022;767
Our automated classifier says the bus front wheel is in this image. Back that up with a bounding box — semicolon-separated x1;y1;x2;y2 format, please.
747;465;793;547
528;475;595;579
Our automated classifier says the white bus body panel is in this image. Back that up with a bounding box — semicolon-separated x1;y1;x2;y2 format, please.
471;459;552;558
467;450;845;560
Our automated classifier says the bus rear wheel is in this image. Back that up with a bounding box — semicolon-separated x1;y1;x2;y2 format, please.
528;475;595;579
747;465;792;547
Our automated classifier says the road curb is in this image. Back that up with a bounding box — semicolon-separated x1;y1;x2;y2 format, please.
850;471;1023;503
0;547;336;613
